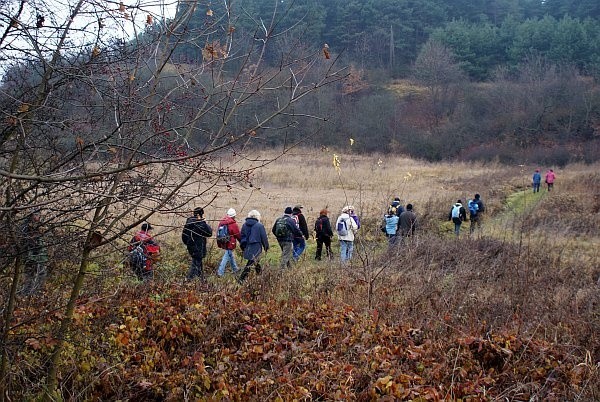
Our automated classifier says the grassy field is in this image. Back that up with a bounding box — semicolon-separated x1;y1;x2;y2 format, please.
8;149;600;400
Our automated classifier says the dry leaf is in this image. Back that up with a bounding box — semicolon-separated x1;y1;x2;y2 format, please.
92;46;100;57
146;15;153;25
76;137;84;148
17;104;30;113
206;9;213;16
119;2;125;12
323;43;330;59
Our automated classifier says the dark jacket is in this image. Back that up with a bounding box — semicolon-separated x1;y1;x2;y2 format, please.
272;214;303;242
389;200;405;217
217;216;241;250
314;215;333;238
399;210;417;236
474;198;485;213
182;217;212;257
293;211;309;240
240;218;269;261
448;203;467;224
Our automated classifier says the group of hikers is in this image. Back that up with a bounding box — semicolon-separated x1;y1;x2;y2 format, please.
533;168;556;192
16;167;557;292
128;198;423;283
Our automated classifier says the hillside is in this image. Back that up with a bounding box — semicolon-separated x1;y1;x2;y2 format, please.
5;152;599;400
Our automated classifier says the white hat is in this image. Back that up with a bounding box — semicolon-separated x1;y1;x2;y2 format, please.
227;208;236;217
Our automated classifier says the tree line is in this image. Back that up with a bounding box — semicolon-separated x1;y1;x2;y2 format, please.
172;0;600;77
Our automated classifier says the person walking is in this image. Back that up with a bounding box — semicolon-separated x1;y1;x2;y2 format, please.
216;208;241;277
545;169;556;191
20;211;49;294
314;209;333;260
448;200;467;237
238;210;269;283
399;204;417;239
128;222;161;281
336;206;359;263
383;212;400;247
467;198;480;234
388;197;404;217
272;207;303;269
532;169;542;193
292;205;309;261
182;207;213;281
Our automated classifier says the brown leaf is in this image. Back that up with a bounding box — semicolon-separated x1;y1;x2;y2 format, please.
119;2;125;12
323;43;330;59
146;15;153;25
206;9;213;17
17;104;30;113
92;46;101;57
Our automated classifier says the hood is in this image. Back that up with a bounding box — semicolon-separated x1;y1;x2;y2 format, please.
245;217;258;226
220;216;236;225
454;203;462;207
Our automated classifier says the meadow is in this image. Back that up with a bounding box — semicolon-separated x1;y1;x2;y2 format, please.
7;149;600;400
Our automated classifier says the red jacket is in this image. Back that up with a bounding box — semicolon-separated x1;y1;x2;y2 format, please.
218;216;241;250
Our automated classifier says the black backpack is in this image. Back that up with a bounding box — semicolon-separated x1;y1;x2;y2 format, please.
315;217;324;234
129;245;147;276
274;217;290;237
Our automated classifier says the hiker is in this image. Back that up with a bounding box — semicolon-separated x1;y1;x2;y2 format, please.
239;210;269;282
399;203;417;239
336;206;359;263
473;193;485;214
383;212;400;246
292;205;309;261
467;198;480;234
388;197;404;217
216;208;241;277
532;169;542;193
181;207;212;281
314;209;334;260
129;222;161;281
448;200;467;237
272;207;303;269
545;169;556;191
20;211;49;295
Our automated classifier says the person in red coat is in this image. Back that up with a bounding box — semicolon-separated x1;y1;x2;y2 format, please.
216;208;241;277
128;222;161;280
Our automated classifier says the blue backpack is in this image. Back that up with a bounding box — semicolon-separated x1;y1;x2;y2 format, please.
468;200;479;216
216;224;230;248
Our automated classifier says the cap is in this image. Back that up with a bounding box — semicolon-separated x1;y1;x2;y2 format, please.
227;208;236;217
284;206;293;214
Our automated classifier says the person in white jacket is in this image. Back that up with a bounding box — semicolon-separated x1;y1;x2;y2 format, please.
336;206;359;263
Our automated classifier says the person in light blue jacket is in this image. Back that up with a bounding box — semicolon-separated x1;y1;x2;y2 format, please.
384;213;400;246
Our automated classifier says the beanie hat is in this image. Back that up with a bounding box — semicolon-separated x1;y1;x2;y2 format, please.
141;222;153;231
284;206;293;214
227;208;236;217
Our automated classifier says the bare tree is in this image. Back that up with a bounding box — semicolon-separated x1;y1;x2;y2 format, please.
0;0;344;398
413;39;465;128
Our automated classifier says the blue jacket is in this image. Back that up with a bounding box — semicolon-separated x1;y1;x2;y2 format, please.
240;218;269;261
533;172;541;184
384;214;399;235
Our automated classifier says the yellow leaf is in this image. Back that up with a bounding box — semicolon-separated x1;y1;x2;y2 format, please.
206;9;213;16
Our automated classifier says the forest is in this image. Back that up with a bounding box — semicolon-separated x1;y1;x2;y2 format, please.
164;0;600;163
0;0;598;400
